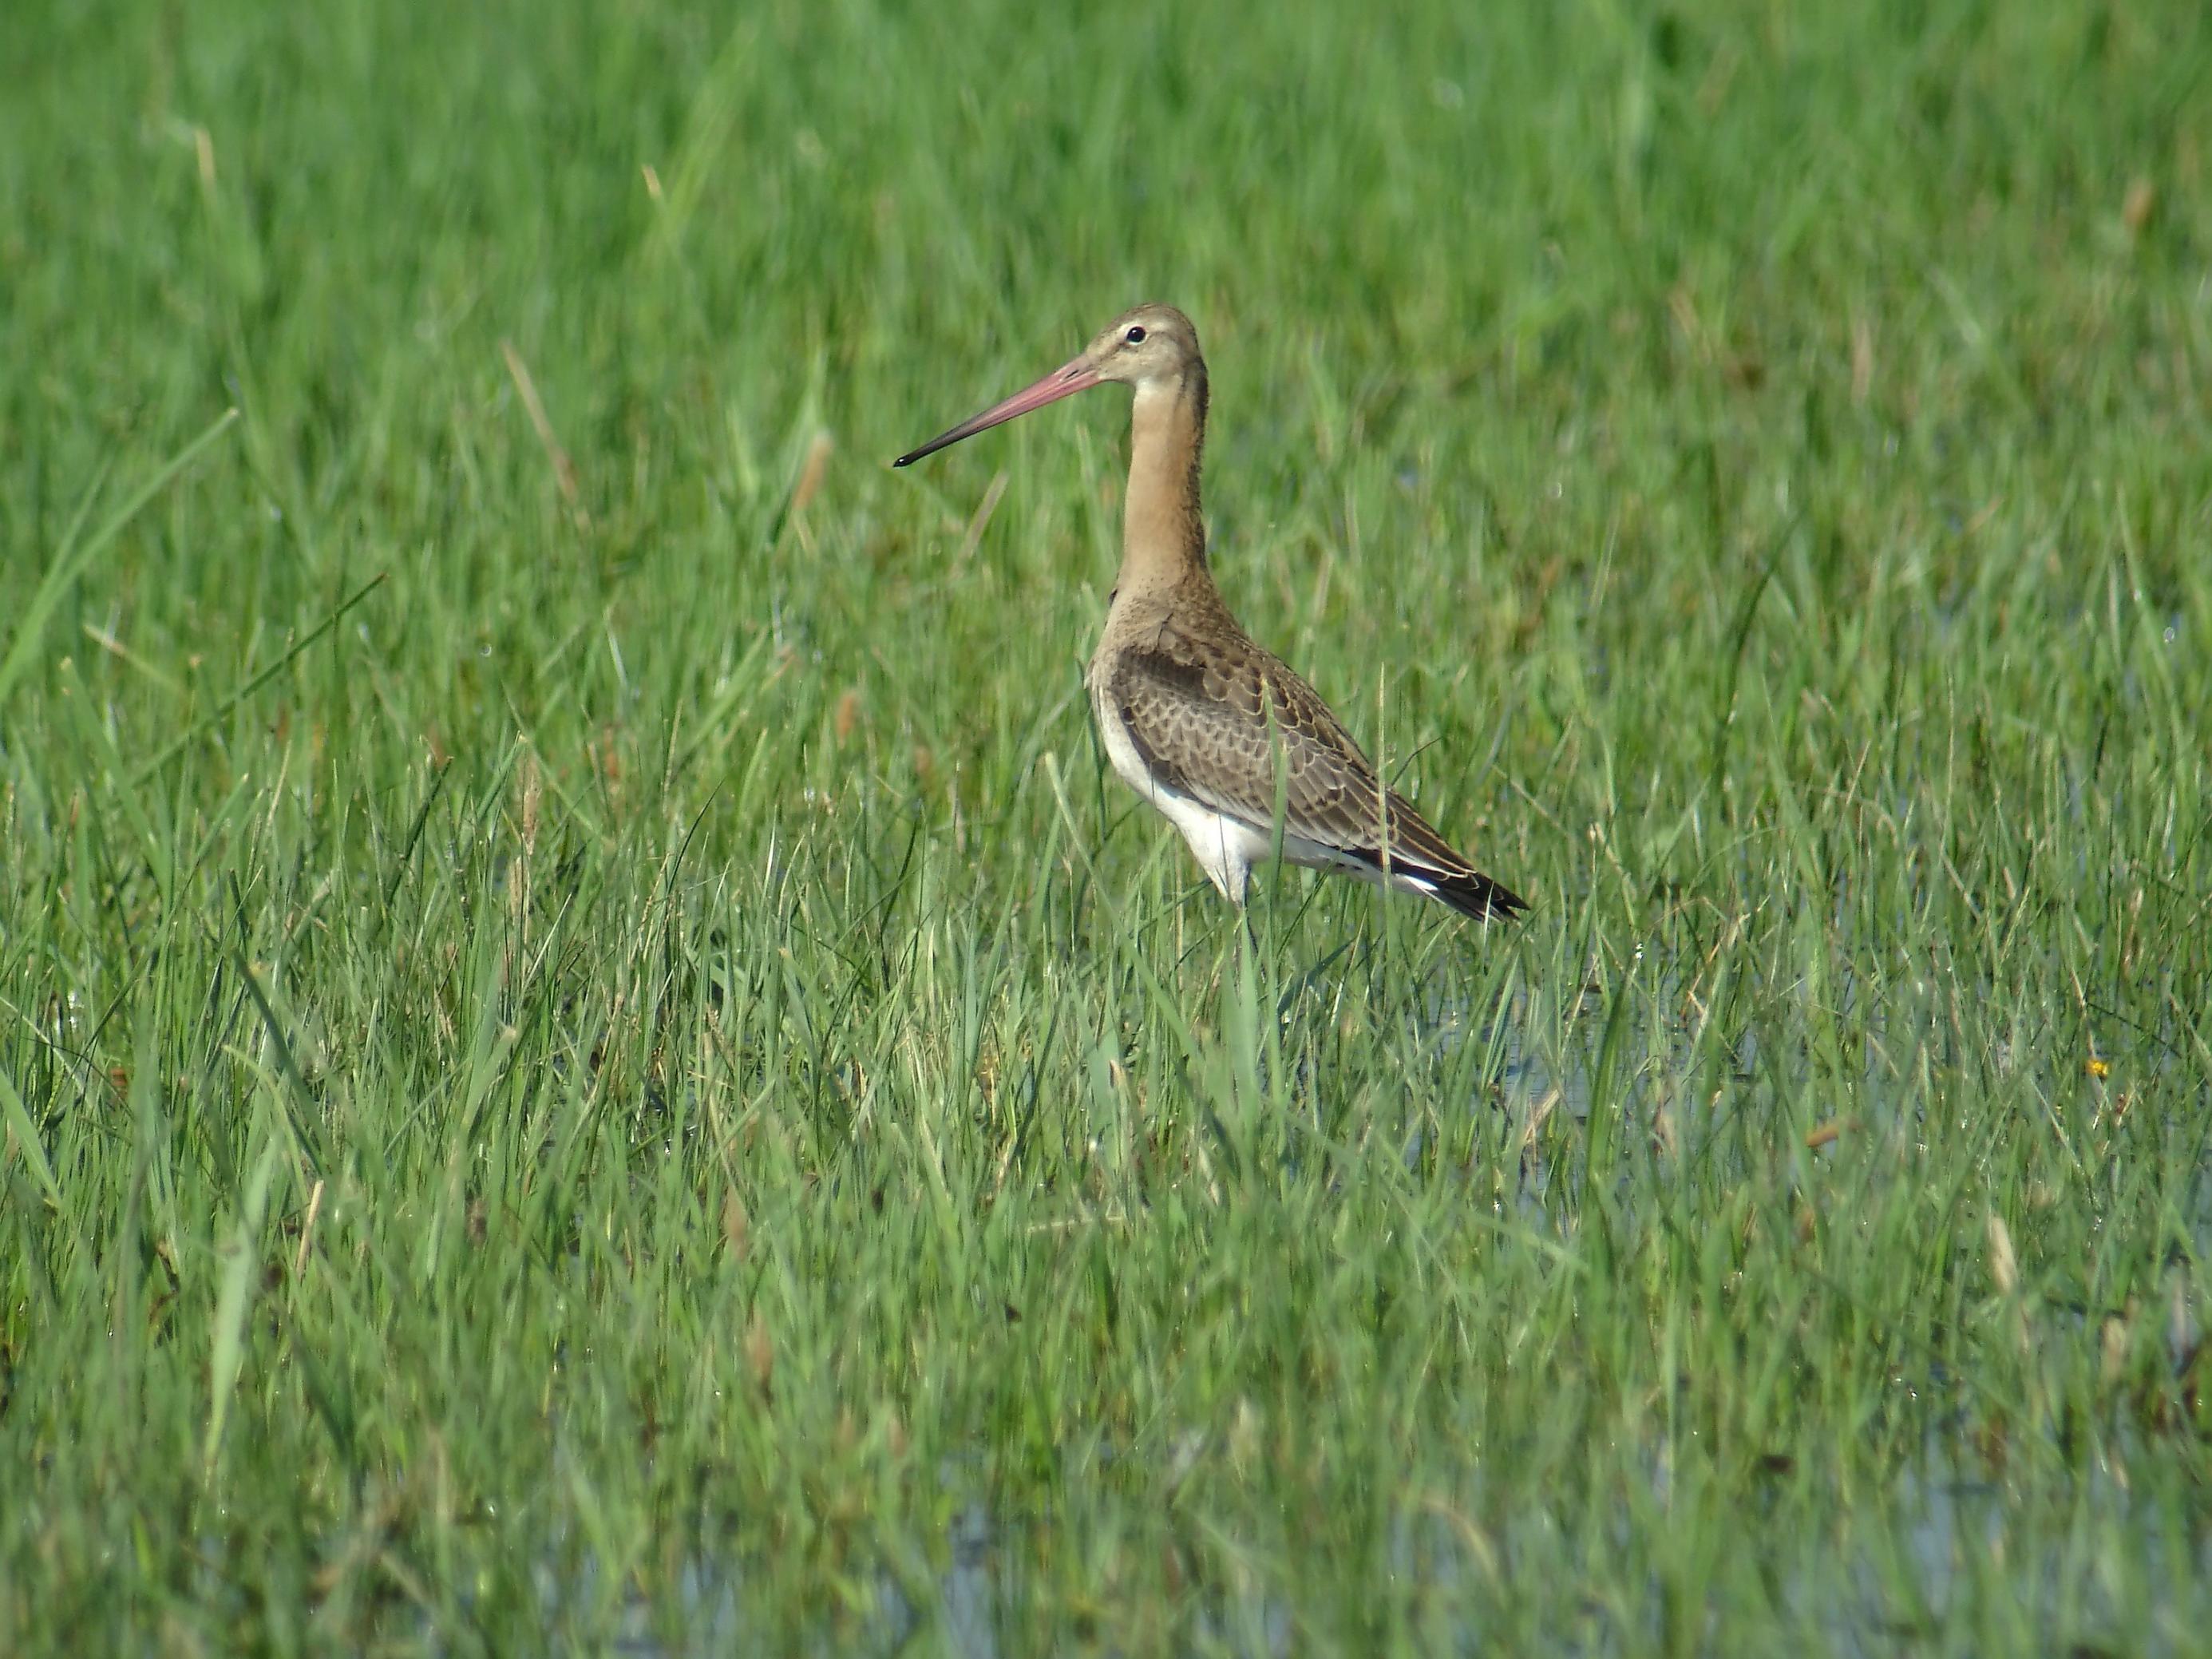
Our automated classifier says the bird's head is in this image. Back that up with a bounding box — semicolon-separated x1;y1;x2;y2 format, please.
893;303;1204;468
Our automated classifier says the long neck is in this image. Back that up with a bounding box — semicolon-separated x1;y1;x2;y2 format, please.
1118;365;1209;596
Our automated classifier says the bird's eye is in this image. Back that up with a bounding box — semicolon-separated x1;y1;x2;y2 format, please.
1124;325;1146;344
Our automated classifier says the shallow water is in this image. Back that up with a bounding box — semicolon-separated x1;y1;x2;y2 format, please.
505;1424;2206;1658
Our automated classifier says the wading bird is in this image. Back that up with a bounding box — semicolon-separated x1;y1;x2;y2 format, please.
895;304;1525;923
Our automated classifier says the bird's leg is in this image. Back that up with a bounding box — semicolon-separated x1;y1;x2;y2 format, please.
1237;889;1261;954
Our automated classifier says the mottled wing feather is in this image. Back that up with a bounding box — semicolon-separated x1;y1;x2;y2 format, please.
1107;629;1527;919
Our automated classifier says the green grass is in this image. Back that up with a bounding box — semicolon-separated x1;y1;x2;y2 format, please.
5;0;2211;1649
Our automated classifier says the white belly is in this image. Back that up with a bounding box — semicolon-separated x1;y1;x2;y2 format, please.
1092;690;1270;902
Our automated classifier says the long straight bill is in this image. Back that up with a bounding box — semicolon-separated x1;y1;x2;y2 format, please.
892;354;1099;466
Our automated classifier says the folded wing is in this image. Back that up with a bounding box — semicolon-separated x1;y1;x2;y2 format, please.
1104;635;1528;921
